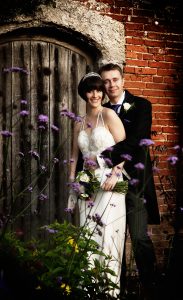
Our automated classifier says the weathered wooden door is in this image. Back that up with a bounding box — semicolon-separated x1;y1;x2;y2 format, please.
0;38;90;238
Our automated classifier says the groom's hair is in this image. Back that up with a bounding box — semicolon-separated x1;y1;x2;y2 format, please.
98;63;124;77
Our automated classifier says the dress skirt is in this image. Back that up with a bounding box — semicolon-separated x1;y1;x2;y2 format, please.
78;167;126;297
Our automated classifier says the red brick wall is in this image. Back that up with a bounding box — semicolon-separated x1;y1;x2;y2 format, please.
77;0;183;269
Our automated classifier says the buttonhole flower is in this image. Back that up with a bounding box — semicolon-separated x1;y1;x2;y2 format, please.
123;102;135;112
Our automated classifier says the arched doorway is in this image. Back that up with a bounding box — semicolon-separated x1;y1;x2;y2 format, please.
0;34;92;238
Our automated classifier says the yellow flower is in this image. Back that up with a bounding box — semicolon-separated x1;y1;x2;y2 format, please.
61;283;71;295
67;236;79;253
35;285;42;290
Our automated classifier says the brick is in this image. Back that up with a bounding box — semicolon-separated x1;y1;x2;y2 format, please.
162;127;179;133
148;61;173;69
143;53;154;60
126;37;145;45
146;83;170;89
125;23;144;30
126;44;147;52
152;105;172;112
126;59;148;67
157;69;177;76
135;68;157;75
153;76;163;83
125;81;146;89
143;90;165;97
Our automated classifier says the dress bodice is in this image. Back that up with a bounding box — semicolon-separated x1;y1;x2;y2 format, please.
78;111;115;158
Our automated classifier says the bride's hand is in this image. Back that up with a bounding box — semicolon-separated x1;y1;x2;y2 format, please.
101;173;119;191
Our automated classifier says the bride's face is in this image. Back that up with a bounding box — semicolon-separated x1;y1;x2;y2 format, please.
86;89;103;108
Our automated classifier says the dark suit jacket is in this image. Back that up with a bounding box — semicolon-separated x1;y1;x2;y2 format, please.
102;90;160;224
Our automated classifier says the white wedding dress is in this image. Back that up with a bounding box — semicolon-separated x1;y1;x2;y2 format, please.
77;111;126;298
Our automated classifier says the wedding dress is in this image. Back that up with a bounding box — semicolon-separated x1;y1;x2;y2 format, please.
77;111;126;298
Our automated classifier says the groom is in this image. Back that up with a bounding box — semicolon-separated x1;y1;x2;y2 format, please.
98;63;160;299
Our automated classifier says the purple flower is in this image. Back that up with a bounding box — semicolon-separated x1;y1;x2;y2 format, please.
139;139;155;147
38;114;49;123
60;109;68;116
87;122;92;128
84;158;97;168
103;157;113;167
3;67;29;74
53;157;59;164
40;165;47;173
70;158;75;163
38;125;46;130
51;124;59;132
134;162;145;170
27;186;33;192
29;150;39;160
0;130;13;137
173;145;180;151
121;154;132;161
21;99;28;104
74;116;82;122
47;228;58;234
87;201;94;208
63;160;67;164
20;110;29;116
64;208;74;214
167;156;178;165
106;146;114;152
69;182;81;194
57;276;63;285
38;193;48;201
129;178;140;186
152;166;160;173
18;152;25;157
92;213;104;227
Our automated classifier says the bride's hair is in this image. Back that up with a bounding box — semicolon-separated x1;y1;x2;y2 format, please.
78;74;106;101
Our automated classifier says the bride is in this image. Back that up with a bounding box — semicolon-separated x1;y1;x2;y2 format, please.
68;72;127;298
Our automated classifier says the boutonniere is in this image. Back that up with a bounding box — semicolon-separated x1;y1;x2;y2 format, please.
123;102;135;112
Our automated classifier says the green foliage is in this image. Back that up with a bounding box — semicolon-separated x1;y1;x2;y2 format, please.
0;220;119;299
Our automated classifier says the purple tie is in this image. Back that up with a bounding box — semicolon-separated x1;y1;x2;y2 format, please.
111;104;121;114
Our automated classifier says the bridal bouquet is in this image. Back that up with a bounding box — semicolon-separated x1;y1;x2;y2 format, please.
75;169;128;200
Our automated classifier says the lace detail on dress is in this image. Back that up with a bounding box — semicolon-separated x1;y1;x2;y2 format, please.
78;111;115;158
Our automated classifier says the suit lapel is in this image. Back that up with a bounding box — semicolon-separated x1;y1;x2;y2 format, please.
118;90;135;119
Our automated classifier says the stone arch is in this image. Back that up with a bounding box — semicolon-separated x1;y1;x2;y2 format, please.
0;0;125;67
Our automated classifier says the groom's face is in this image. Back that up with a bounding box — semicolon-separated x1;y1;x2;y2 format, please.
100;69;124;103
